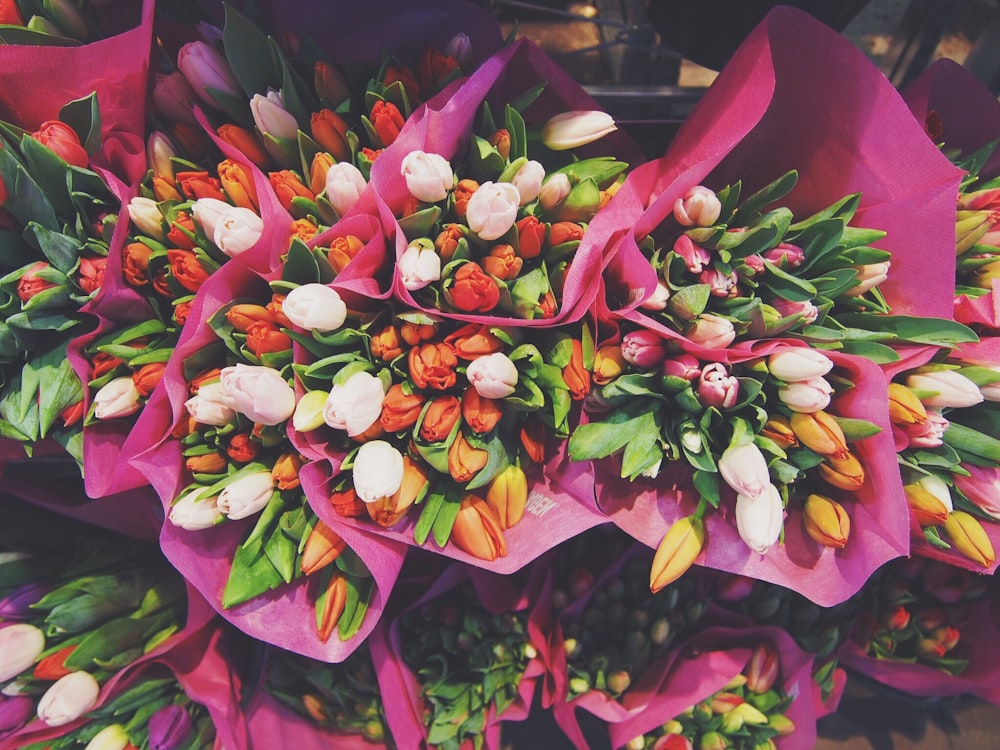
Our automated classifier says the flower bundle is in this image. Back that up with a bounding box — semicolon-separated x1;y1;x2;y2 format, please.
0;99;121;462
0;0;144;46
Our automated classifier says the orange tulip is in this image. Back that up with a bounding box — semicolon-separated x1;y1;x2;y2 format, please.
409;342;458;390
482;243;523;281
316;571;348;643
167;249;210;293
227;433;260;463
817;451;865;491
33;644;77;680
790;410;848;458
761;416;798;450
269;170;315;211
185;452;227;475
301;521;347;575
311;109;352;163
175;170;226;201
516;215;546;260
367;455;428;527
217;124;270;169
132;362;166;398
399;321;436;346
420;395;461;443
226;304;274;332
904;483;949;527
326;234;365;274
330;486;366;518
488;128;511;161
314;61;350;108
246;321;292;356
380;384;426;432
562;339;591;401
371;324;404;362
122;242;154;287
266;293;292;328
272;453;303;490
369;100;405;147
802;494;850;549
435;223;467;263
462;388;503;434
450;494;507;561
448;431;489;483
443;323;503;360
650;515;705;593
218;158;259;210
152;175;183;202
452;179;479;219
519;417;546;463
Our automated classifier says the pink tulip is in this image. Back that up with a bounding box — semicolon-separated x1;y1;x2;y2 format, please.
906;370;985;409
662;354;701;382
954;464;1000;520
777;376;833;413
177;41;243;111
767;348;833;382
323;371;385;436
700;267;738;297
184;382;236;426
36;671;100;726
687;314;736;349
673;234;712;273
0;624;45;682
763;242;805;268
250;90;298;140
902;410;949;448
221;364;295;426
620;329;667;369
719;443;771;498
698;363;739;408
673;185;722;227
466;352;518;399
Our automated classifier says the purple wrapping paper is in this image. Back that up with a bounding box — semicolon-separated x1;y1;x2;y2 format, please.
593;343;909;607
592;5;964;341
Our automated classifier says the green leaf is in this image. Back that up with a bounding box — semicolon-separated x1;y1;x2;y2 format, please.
19;136;74;217
0;24;81;45
835;314;978;347
223;536;285;608
26;222;82;275
414;486;446;546
58;93;102;156
731;170;798;226
833;417;882;441
944;422;1000;462
692;469;720;508
223;3;278;97
283;238;321;284
431;488;463;548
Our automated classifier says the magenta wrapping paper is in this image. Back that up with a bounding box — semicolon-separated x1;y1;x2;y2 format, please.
0;0;153;184
367;37;644;328
0;587;243;750
593;345;908;607
903;59;1000;332
368;562;546;750
246;693;388;750
593;5;963;340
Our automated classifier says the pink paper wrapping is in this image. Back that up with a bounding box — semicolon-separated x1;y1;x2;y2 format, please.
0;586;240;750
0;0;153;184
69;127;292;500
606;624;820;750
303;439;610;575
246;692;388;750
368;561;546;750
593;345;909;606
838;590;1000;706
902;60;1000;333
593;6;963;342
129;258;406;661
368;37;644;328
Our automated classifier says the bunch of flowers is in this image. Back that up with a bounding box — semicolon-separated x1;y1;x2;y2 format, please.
0;100;119;461
0;0;144;45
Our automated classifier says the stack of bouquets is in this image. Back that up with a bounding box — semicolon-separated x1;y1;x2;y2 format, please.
0;500;244;750
566;5;977;607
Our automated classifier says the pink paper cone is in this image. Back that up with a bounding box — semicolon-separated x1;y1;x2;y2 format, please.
595;6;963;341
369;37;643;328
246;692;387;750
594;347;909;606
0;0;154;184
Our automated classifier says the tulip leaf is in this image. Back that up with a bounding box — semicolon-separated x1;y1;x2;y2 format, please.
431;490;463;549
465;431;509;491
789;193;861;233
831;417;882;442
414;486;446;545
64;611;172;670
223;3;279;98
30;344;84;438
6;158;59;231
265;515;298;584
836;315;979;347
761;259;817;302
667;284;709;321
19;137;75;217
0;24;81;45
272;38;314;127
956;366;1000;387
944;422;1000;462
398;206;442;241
692;469;720;508
224;535;285;608
505;104;527;162
620;413;663;480
834;341;900;363
731;170;798;226
283;238;321;284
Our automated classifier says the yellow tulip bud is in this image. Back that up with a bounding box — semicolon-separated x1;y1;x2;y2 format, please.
943;510;996;568
904;483;949;527
650;515;705;593
790;410;848;457
803;494;851;548
888;382;928;424
485;464;528;530
817;451;865;491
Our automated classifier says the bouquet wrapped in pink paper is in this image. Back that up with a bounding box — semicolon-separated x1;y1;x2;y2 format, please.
129;247;407;661
838;557;1000;706
569;334;909;606
0;0;152;184
902;59;1000;333
367;36;642;327
592;5;968;357
368;560;547;750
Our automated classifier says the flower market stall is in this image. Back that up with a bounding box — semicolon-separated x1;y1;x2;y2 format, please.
1;1;1000;748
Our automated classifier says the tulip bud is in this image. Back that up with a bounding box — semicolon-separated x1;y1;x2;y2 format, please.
153;72;197;125
817;451;865;491
745;642;779;693
779;376;833;413
301;521;346;575
735;484;784;554
0;624;45;682
954;465;1000;520
906;370;985;409
789;410;848;457
293;389;329;432
367;455;428;528
325;161;368;216
621;329;667;369
217;471;274;520
317;571;348;643
36;671;100;726
485;464;527;530
761;416;798;450
398;238;442;291
169;489;222;530
324;371;385;437
450;495;507;561
149;704;194;750
401;150;454;203
698;363;739;409
283;283;347;332
352;440;404;503
466;352;518;399
466;181;520;241
539;173;571;211
315;62;350;108
177;41;243;111
673;186;722;228
718;443;771;498
542;110;617;150
512;160;545;205
593;345;626;385
768;348;834;382
844;261;891;296
803;494;850;549
650;515;705;593
84;724;129;750
943;510;995;568
687;313;736;348
128;196;166;240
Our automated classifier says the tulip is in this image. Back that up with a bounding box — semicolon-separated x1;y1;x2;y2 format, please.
593;345;626;385
146;131;177;180
93;376;142;419
184;381;236;426
36;671;100;726
301;521;346;575
482;244;523;281
718;443;771;498
906;370;985;409
450;495;507;561
789;410;848;457
687;313;736;348
778;376;833;413
448;262;500;312
485;464;527;530
511;160;545;205
562;338;591;401
803;494;850;548
466;181;520;241
352;440;404;503
211;205;264;258
698;363;738;409
176;170;226;201
283;283;347;332
768;348;834;382
270;452;301;491
32;120;88;168
217;124;270;169
149;704;194;750
901;410;949;449
177;41;243;111
0;695;33;734
314;61;350;108
700;267;738;297
817;451;865;491
420;395;462;443
735;484;784;554
398;239;442;290
380;384;425;432
954;465;1000;520
324;371;386;437
290;390;327;434
370;324;403;362
310;109;351;163
84;724;129;750
122;242;153;287
409;342;459;391
448;432;489;483
0;624;45;682
462;388;503;434
761;416;797;450
745;641;780;693
542;110;617;150
673;186;722;228
640;281;671;311
401;150;454;203
186;452;226;475
190;197;230;239
844;261;891;296
770;298;818;326
620;329;667;369
169;489;222;530
368;455;428;527
153;72;197;125
325;161;368;216
251;90;299;141
270;170;315;212
466;352;518;399
534;175;571;216
317;571;349;643
649;515;705;593
943;510;995;568
128;196;166;240
672;234;712;274
368;100;405;147
167;249;210;293
221;364;295;426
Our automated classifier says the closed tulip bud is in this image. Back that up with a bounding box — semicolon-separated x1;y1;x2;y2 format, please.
745;642;779;693
699;731;728;750
36;671;100;726
673;185;722;228
148;704;194;750
251;90;299;142
462;388;503;434
84;724;129;750
736;484;784;554
698;363;739;409
448;432;489;483
283;283;347;332
0;624;45;682
420;395;461;443
844;261;891;296
542;110;617;150
368;455;428;527
779;376;833;413
324;371;385;437
217;124;270;169
399;239;442;290
482;243;522;281
325;161;368;216
32;120;88;168
516;215;547;259
301;521;346;575
466;181;520;241
353;440;404;503
401;150;454;203
380;384;425;433
954;464;1000;520
217;471;274;520
185;452;226;475
466;352;518;399
904;482;950;526
315;61;350;108
128;196;166;240
451;495;507;561
272;453;303;491
818;451;865;491
906;370;985;408
768;348;834;382
226;303;273;332
650;515;705;593
512;160;545;205
761;415;798;450
153;72;197;125
317;571;349;643
369;100;405;147
803;494;850;548
94;376;142;419
178;41;243;111
719;443;771;498
292;389;329;433
539;173;571;211
593;345;626;385
621;329;667;369
311;109;351;163
640;281;671;311
486;464;527;530
146;131;176;179
218;158;259;211
221;364;295;425
943;510;995;568
902;410;949;449
768;714;796;736
687;313;736;348
789;410;848;457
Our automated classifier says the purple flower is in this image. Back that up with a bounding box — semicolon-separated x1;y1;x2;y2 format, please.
149;704;194;750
